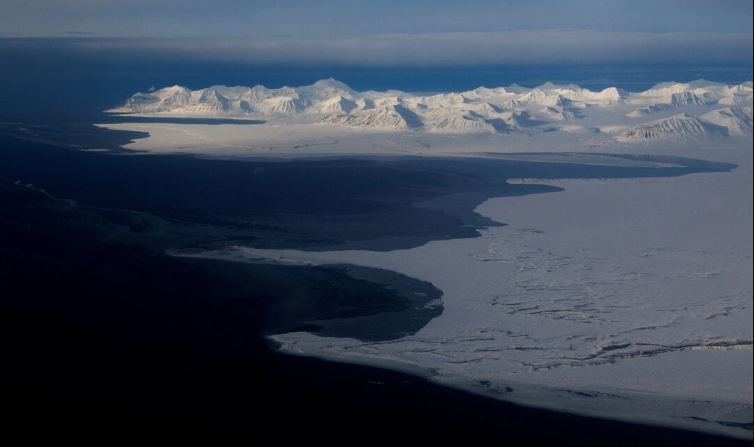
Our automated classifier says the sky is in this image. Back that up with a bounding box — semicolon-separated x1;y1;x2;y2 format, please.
0;0;751;67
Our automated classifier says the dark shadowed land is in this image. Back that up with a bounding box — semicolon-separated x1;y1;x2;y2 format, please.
0;133;746;443
0;127;736;253
1;181;748;445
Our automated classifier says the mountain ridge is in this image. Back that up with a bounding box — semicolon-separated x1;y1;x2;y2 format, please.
109;79;753;141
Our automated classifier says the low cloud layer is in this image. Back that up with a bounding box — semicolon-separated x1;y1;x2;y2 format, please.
58;30;751;67
2;1;750;68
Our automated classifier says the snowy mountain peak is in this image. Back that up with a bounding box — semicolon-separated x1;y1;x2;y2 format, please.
109;78;753;138
311;78;352;90
618;113;728;142
699;107;753;136
536;82;559;91
320;105;414;130
670;91;706;106
302;78;356;99
599;86;626;100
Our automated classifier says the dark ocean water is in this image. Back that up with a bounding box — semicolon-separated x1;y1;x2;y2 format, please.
0;133;736;251
0;132;747;443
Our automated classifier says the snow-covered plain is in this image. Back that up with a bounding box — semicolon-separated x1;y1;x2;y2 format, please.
101;80;752;438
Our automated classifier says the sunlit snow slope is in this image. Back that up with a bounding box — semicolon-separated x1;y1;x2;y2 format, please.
111;79;753;142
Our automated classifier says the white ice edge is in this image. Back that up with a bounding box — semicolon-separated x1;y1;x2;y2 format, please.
170;142;753;439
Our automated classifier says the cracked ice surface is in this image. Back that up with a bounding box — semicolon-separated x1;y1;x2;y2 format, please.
252;143;751;437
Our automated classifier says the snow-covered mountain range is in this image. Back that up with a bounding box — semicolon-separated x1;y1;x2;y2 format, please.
110;78;753;142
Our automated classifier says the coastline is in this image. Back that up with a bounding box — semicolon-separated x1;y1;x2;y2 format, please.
1;132;750;440
226;142;752;439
